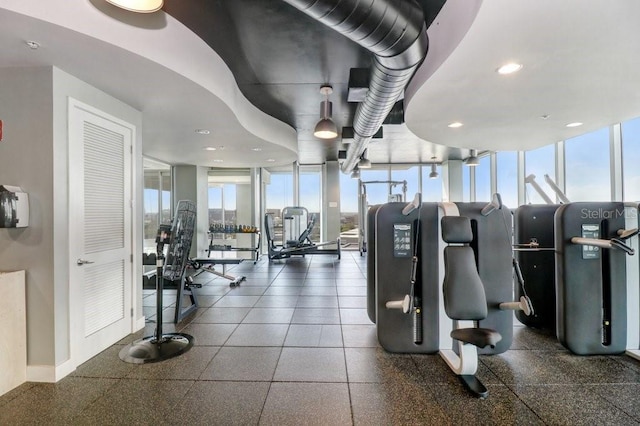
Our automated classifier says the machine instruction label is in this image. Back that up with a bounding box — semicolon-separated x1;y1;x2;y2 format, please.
393;223;412;257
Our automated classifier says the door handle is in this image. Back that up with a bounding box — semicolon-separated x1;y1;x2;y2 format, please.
77;258;95;265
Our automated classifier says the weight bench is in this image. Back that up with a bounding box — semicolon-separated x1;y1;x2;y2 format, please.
190;258;246;287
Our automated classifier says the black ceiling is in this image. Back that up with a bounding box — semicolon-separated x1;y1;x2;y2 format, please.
163;0;447;163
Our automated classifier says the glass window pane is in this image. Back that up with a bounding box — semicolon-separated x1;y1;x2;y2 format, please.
525;144;556;204
339;171;359;249
208;185;223;227
475;155;491;202
360;168;391;205
496;151;518;208
462;165;470;202
299;166;322;241
266;172;294;213
565;128;610;201
391;166;419;202
622;117;640;201
421;164;443;202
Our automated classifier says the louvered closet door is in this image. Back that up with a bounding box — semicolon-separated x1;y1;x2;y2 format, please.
68;99;133;367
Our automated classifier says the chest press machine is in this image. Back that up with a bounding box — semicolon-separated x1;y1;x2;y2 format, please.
370;194;534;398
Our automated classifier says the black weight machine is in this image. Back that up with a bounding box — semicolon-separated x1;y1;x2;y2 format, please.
264;211;341;260
120;200;196;364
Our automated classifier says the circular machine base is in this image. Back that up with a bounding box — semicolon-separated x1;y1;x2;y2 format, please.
119;333;194;364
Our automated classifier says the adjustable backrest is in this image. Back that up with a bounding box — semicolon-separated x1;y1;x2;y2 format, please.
264;214;277;249
441;216;488;321
298;213;317;244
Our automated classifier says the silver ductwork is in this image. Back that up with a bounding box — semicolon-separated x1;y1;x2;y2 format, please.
282;0;429;173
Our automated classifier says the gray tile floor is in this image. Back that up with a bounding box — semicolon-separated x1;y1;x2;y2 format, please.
3;251;640;425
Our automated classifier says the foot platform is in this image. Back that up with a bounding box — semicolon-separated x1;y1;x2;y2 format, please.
459;375;489;399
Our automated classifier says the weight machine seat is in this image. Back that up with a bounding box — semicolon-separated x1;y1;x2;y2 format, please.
441;216;502;347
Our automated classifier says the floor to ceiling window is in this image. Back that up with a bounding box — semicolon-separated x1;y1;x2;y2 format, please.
565;128;610;201
475;154;491;202
391;165;419;202
496;151;519;208
264;166;294;245
143;159;171;253
524;144;556;204
339;170;359;249
421;163;443;202
622;117;640;201
299;165;322;242
462;164;471;202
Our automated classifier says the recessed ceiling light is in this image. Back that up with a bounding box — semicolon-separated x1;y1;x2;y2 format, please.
497;63;523;75
212;159;224;163
252;147;262;151
204;147;216;151
25;40;40;50
266;159;275;162
195;129;210;135
448;122;463;128
566;122;583;128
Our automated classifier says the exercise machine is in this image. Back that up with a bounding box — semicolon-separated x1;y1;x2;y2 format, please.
555;202;636;354
513;204;559;330
438;200;532;398
440;214;502;398
120;200;196;364
264;210;340;260
374;194;440;353
358;180;407;255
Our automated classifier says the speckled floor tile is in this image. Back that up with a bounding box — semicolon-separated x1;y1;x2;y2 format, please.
242;307;295;323
346;347;422;383
274;347;347;382
168;381;270;425
300;286;337;296
201;346;281;381
284;324;343;347
340;308;372;325
255;294;300;307
225;323;289;346
338;296;366;308
74;379;194;425
481;349;576;385
0;377;118;425
342;324;379;348
513;384;637;425
291;307;341;324
212;295;261;308
227;285;268;295
262;286;303;296
179;323;238;346
543;351;640;384
589;383;640;421
350;381;451;425
303;278;336;286
336;286;367;296
432;382;545;425
73;345;138;378
126;346;219;380
260;382;351;426
296;295;339;308
192;306;250;323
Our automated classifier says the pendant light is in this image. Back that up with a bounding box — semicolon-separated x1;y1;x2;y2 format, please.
314;85;338;139
105;0;163;13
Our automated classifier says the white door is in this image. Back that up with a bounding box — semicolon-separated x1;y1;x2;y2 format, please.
68;98;133;366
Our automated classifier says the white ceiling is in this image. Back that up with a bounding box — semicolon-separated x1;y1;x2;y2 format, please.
1;0;640;168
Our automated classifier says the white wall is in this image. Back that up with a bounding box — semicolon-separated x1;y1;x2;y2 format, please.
0;67;55;368
0;66;143;380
